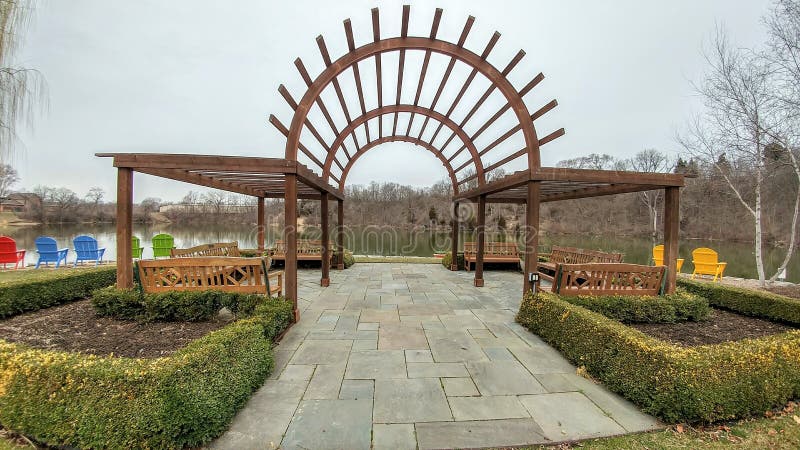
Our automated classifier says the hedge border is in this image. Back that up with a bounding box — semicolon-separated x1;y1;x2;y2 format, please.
516;291;800;423
0;267;116;318
0;297;293;449
678;277;800;325
563;289;710;323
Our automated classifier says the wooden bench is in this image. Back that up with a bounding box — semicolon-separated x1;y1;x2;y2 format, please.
551;263;666;296
463;242;520;271
137;256;283;296
270;239;334;262
171;242;241;258
538;246;623;283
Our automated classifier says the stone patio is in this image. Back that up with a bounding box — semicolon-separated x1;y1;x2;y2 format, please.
211;263;660;450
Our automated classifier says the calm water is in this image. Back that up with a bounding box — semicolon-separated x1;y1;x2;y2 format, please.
2;223;799;282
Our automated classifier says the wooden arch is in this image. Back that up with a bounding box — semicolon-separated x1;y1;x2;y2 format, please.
323;104;483;192
340;135;461;193
270;5;564;193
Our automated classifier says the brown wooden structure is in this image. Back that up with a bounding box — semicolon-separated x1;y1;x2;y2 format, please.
171;242;241;258
137;257;283;296
101;5;687;323
551;263;666;296
270;240;334;262
538;246;624;283
463;242;520;272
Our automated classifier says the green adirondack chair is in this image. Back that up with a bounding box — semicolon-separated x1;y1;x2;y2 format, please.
132;236;144;259
151;233;175;258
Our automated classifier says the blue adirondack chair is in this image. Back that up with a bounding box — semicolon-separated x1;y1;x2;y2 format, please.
34;236;68;268
73;235;106;267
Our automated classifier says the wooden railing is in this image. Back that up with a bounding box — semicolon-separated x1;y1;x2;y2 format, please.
137;256;282;296
551;263;665;296
538;246;624;282
463;241;520;271
170;242;241;258
270;240;334;261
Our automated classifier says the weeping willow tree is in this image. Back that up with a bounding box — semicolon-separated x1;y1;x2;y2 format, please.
0;0;44;160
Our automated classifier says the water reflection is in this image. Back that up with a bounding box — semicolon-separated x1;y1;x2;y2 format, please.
1;223;797;282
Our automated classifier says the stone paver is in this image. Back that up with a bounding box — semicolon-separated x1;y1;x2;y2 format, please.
416;419;549;449
213;264;661;450
373;424;416;450
374;378;452;423
282;399;372;450
520;392;627;440
442;377;479;396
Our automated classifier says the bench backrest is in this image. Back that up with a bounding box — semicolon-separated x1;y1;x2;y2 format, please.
137;256;271;294
73;235;101;257
272;239;329;256
463;242;520;257
35;236;61;255
171;242;240;258
0;236;18;255
152;233;175;257
692;247;720;270
552;263;666;296
549;246;623;265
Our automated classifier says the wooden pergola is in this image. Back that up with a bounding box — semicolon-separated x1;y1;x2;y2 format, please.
101;5;687;321
98;153;345;319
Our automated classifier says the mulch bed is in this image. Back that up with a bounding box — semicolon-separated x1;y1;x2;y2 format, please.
631;308;797;346
0;300;233;358
765;284;800;300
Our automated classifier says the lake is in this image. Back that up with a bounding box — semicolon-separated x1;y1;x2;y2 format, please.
2;223;798;282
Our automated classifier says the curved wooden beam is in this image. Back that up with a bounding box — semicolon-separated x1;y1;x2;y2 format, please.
322;104;484;185
283;35;541;179
339;136;460;194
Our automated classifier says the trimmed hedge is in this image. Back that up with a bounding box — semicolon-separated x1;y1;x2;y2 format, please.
92;288;267;322
563;289;710;323
516;291;800;423
0;267;116;318
0;297;293;449
678;278;800;325
441;251;464;270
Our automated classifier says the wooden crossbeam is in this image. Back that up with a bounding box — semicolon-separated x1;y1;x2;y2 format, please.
344;19;370;143
295;58;352;159
428;32;500;146
278;85;331;153
317;35;360;149
417;15;474;140
372;7;383;138
269;115;326;170
406;8;442;136
392;5;411;136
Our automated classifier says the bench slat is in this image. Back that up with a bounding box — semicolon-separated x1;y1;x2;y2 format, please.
137;256;283;296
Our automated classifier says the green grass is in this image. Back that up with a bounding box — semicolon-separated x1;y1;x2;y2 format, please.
0;265;115;285
552;410;800;449
354;255;440;264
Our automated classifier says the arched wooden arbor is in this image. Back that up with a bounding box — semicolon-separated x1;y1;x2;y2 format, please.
104;5;685;322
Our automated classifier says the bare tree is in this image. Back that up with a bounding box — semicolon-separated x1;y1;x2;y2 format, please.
0;163;18;197
679;28;788;285
624;149;673;239
1;0;46;158
85;186;104;222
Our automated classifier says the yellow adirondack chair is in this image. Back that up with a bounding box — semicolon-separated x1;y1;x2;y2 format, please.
691;247;727;281
652;244;684;273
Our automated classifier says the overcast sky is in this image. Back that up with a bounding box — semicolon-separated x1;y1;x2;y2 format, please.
10;0;772;202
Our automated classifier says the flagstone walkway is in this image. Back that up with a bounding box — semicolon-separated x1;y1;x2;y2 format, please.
211;263;659;450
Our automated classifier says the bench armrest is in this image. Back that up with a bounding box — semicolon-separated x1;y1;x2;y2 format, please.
268;270;284;296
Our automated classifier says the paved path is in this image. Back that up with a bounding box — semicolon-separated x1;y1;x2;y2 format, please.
212;264;659;449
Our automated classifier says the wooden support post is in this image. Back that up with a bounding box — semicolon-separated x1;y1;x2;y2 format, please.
285;174;299;321
336;199;344;270
320;192;330;287
450;202;459;271
474;195;486;287
663;186;680;294
257;197;265;253
524;181;540;295
116;168;133;289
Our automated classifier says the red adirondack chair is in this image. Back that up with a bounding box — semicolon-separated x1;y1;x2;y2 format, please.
0;236;26;269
